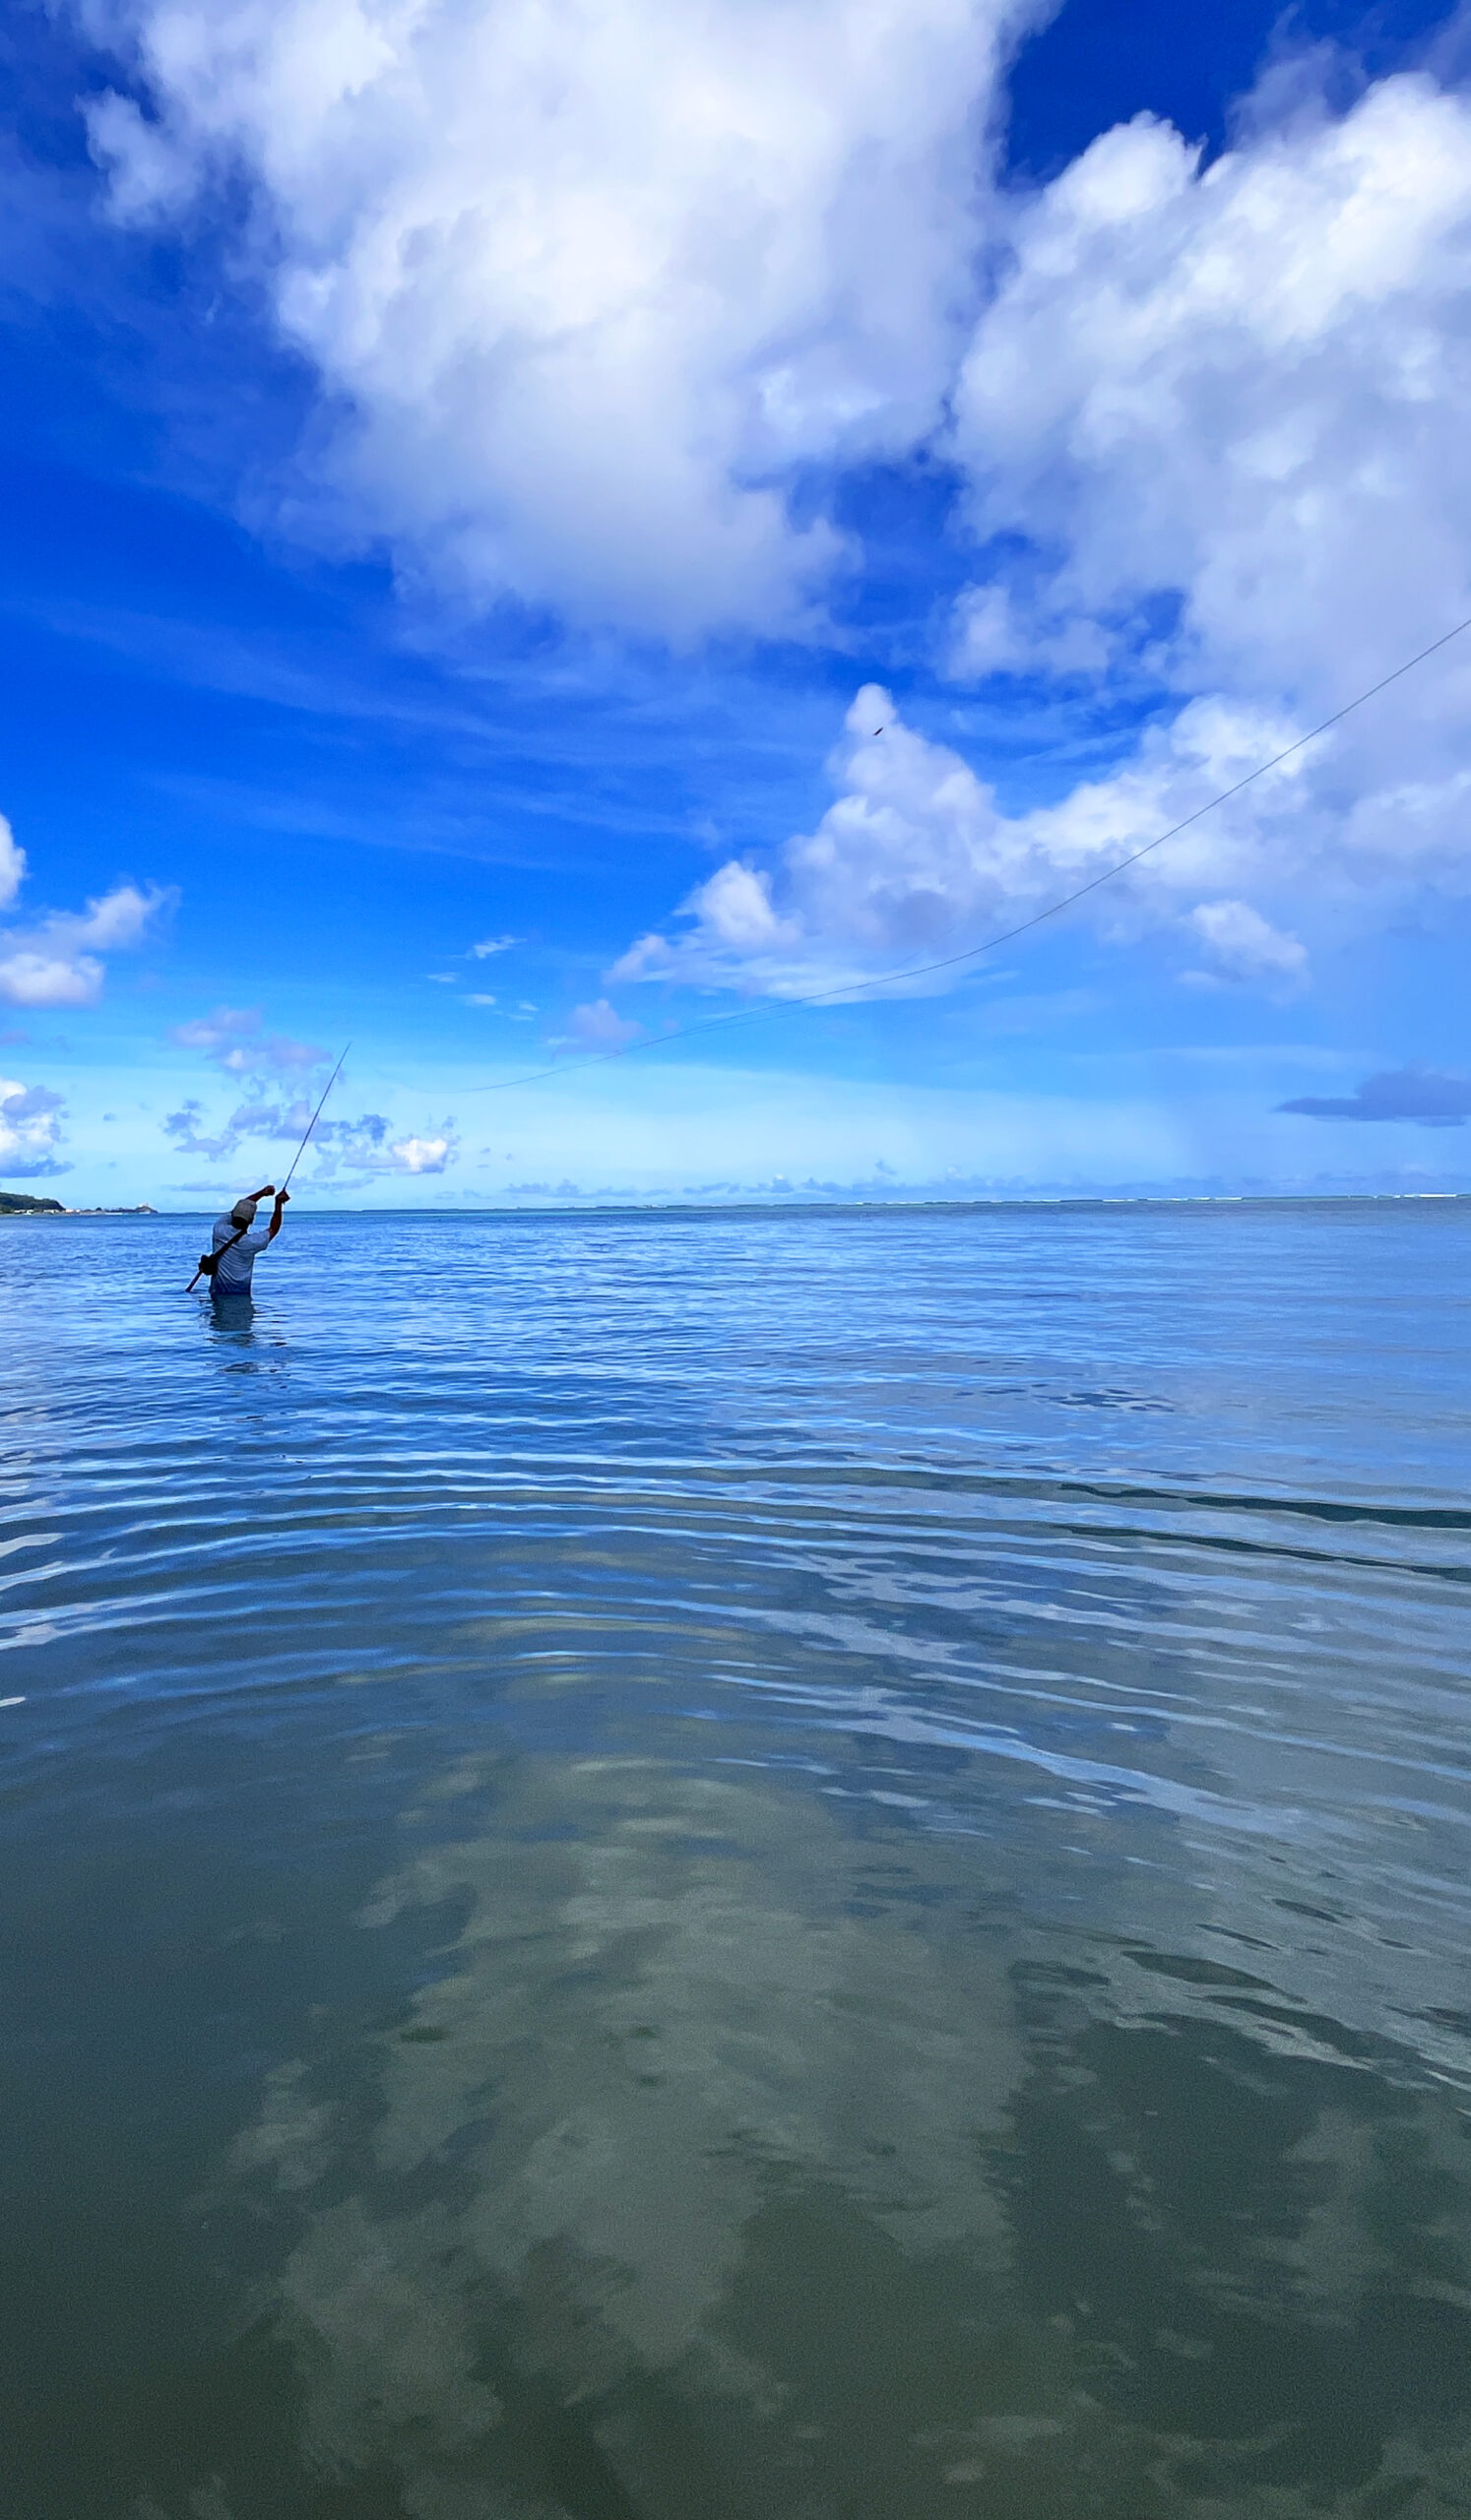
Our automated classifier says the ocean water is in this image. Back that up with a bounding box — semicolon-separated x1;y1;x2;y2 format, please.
2;1199;1469;2520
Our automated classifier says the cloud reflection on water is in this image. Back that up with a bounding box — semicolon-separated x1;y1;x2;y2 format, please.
214;1748;1471;2520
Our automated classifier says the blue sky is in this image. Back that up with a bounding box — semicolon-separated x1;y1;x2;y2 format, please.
2;0;1470;1205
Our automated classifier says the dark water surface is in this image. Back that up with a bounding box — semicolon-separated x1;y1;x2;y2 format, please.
3;1202;1470;2520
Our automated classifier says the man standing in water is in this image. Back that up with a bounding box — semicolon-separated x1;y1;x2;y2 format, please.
210;1183;289;1298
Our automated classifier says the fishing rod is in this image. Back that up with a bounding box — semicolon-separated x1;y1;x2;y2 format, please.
280;1042;351;1190
187;1045;349;1291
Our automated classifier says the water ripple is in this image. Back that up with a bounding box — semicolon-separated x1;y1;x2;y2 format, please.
3;1203;1471;2514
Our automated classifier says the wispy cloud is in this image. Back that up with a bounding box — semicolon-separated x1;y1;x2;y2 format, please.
163;1095;297;1161
170;1006;327;1077
166;1004;459;1177
164;1084;459;1176
312;1115;459;1176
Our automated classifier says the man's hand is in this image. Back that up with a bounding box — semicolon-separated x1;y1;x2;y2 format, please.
251;1184;277;1200
275;1189;290;1207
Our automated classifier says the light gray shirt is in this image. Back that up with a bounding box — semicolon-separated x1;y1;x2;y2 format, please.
212;1214;271;1292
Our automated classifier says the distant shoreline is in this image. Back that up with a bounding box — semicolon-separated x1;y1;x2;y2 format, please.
0;1199;159;1218
5;1193;1467;1222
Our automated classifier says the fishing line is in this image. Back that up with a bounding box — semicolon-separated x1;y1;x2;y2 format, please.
466;609;1471;1097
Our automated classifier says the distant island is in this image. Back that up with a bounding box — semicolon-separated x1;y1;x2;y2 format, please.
0;1194;158;1217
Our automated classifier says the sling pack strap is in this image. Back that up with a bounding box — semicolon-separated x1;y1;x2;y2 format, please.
187;1218;250;1293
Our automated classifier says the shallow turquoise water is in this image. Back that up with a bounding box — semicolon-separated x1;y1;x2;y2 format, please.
2;1201;1469;2519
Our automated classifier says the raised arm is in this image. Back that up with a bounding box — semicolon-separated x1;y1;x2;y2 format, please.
266;1189;290;1243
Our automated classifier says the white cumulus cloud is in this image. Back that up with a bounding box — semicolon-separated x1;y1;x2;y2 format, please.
944;72;1471;901
0;819;174;1008
615;65;1471;999
67;16;1471;1013
953;78;1471;697
0;818;25;913
312;1113;458;1175
551;998;643;1053
380;1133;453;1174
0;952;108;1010
0;1077;67;1176
613;681;1320;994
82;0;1041;638
1184;900;1308;992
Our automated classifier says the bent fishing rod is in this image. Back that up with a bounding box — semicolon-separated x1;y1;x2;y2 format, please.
187;1044;349;1290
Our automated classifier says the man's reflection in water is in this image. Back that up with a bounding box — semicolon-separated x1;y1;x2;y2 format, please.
207;1750;1471;2520
206;1292;255;1339
204;1291;260;1371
